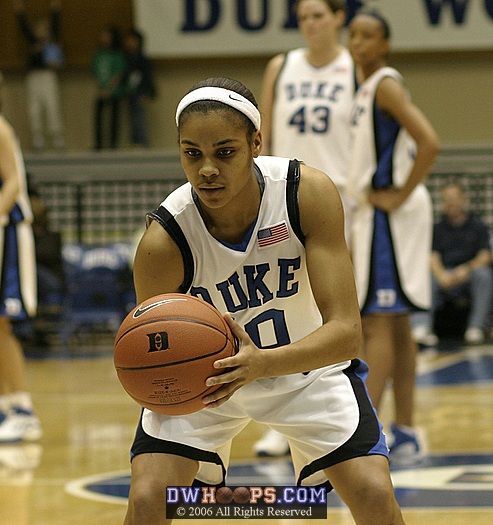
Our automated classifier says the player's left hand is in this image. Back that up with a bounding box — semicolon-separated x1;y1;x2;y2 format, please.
202;313;267;408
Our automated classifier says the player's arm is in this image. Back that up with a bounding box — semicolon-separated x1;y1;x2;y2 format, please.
0;120;21;220
258;53;285;155
263;165;362;372
133;219;184;303
370;77;440;212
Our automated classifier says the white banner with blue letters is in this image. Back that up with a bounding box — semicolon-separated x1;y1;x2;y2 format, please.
134;0;493;57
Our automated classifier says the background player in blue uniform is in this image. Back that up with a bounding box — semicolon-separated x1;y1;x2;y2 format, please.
0;72;41;443
347;11;440;464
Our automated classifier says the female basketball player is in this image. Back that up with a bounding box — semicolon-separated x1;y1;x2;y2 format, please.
260;0;355;239
255;0;356;458
347;11;440;463
0;72;41;443
124;76;406;524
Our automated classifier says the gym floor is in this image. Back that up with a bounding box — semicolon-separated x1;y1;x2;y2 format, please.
1;336;492;525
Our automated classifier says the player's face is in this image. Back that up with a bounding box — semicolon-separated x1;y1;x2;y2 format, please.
179;110;262;212
348;15;390;70
297;0;344;44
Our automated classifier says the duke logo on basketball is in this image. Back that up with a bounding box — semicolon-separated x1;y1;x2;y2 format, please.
147;332;169;352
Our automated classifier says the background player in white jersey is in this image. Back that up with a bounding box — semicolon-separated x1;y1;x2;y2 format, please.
347;11;440;464
0;72;41;443
256;0;356;457
123;77;406;524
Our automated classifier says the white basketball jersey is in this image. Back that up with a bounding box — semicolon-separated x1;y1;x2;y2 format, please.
0;116;36;318
0;117;33;225
347;67;416;203
152;156;323;350
271;48;355;189
347;67;432;310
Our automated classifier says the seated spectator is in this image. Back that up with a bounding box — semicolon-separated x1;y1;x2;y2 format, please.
14;186;65;347
413;183;493;345
30;191;65;313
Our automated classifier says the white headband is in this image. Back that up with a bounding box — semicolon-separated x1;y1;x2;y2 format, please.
175;87;261;131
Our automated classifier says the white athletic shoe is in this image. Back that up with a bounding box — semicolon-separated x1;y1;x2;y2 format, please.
0;409;42;443
0;443;43;485
388;423;423;466
464;327;484;345
253;429;290;457
412;325;439;347
0;443;43;471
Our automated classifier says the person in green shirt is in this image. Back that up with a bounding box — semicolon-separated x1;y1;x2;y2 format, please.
91;26;128;150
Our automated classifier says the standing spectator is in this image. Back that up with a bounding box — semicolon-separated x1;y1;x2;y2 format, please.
0;72;41;443
347;11;440;464
13;0;65;151
413;183;493;345
124;29;156;148
91;25;128;150
254;0;357;458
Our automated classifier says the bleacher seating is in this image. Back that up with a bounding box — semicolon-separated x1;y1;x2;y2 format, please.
58;243;135;348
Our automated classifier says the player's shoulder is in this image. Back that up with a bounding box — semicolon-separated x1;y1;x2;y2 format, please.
298;163;340;210
374;67;405;92
297;164;344;236
335;47;354;67
265;52;287;78
138;220;169;253
299;163;337;191
135;220;184;279
0;115;14;142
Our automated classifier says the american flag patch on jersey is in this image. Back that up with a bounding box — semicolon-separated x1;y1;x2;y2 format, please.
257;221;290;248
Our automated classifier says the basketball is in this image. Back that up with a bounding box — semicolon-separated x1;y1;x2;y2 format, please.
114;293;236;415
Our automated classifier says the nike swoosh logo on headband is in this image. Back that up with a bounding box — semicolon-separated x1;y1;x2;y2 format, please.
228;94;244;103
133;298;186;318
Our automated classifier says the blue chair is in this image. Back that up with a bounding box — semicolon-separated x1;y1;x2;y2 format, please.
59;243;135;349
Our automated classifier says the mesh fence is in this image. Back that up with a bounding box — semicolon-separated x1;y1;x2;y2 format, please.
27;149;493;246
36;178;183;244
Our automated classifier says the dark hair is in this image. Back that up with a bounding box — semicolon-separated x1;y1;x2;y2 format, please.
178;77;258;136
129;28;144;48
105;25;122;50
295;0;346;14
353;9;391;39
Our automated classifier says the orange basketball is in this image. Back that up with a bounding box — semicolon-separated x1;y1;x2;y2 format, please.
114;293;236;415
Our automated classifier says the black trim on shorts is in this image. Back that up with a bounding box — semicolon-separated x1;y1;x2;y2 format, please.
297;359;385;490
130;411;227;487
